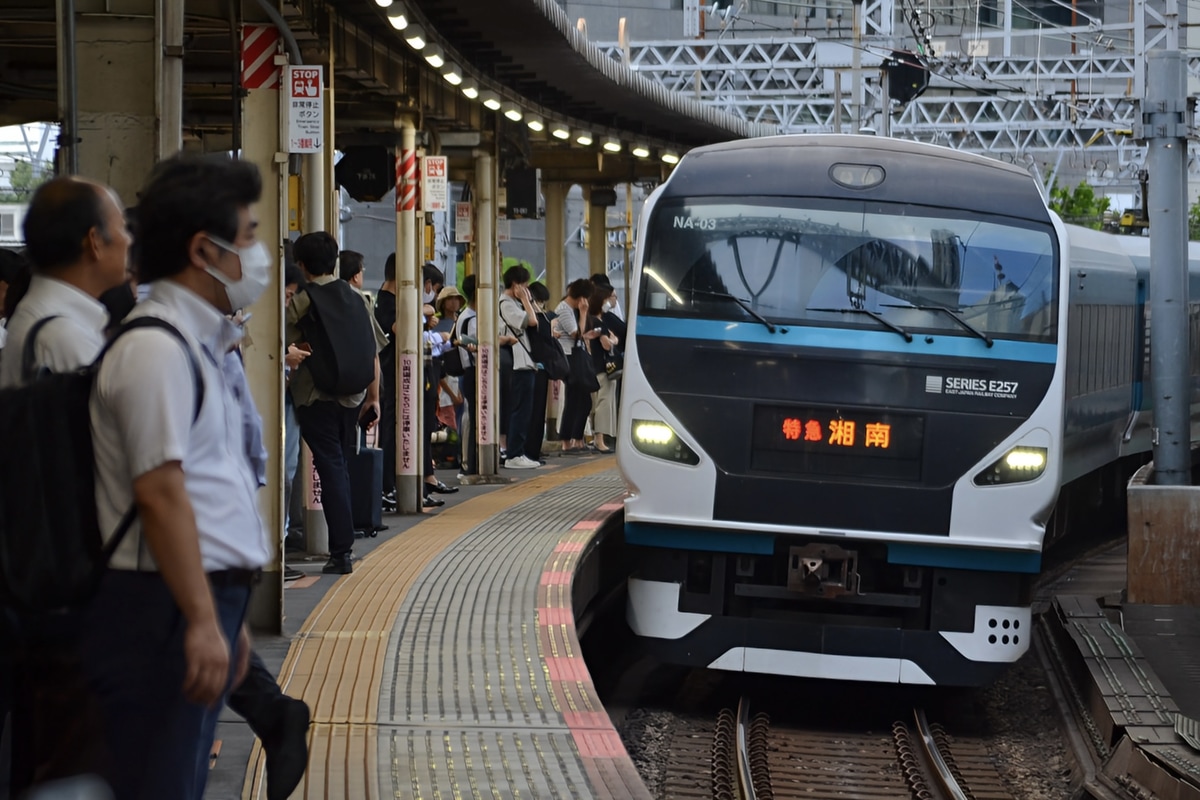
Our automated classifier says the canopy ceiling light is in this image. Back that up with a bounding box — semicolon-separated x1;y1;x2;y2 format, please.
574;129;594;146
480;91;502;111
662;150;680;164
374;0;393;8
602;136;622;153
403;24;426;49
460;79;479;99
441;61;463;85
385;3;408;29
526;115;545;132
632;143;651;158
423;44;445;69
550;122;570;140
501;102;523;122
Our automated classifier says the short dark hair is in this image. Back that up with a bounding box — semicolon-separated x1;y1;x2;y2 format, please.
591;272;613;288
462;273;476;302
566;277;592;300
503;264;530;288
284;263;305;288
422;262;444;288
528;281;550;304
384;252;396;281
339;250;364;282
588;282;613;312
134;155;262;282
293;231;339;276
23;178;109;273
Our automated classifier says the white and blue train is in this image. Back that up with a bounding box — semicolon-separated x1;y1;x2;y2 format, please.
617;134;1200;687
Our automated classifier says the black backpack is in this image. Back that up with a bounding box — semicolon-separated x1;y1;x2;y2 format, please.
299;281;377;396
0;316;203;616
502;301;569;381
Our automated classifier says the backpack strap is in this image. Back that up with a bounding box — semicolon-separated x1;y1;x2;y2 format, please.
499;297;534;358
20;315;61;383
96;316;207;565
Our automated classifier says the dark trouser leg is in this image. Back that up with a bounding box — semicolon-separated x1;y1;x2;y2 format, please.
191;583;251;797
460;367;477;473
295;401;358;558
81;572;213;800
525;371;548;461
379;382;396;495
226;651;284;740
560;384;592;441
423;375;438;483
506;368;535;459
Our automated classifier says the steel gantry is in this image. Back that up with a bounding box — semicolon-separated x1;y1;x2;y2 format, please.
599;0;1198;191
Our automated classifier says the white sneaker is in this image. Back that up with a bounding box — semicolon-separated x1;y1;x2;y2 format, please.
504;455;541;469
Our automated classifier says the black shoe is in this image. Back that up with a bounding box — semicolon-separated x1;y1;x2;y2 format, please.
422;495;445;508
263;698;310;800
429;480;459;494
283;565;304;581
381;490;397;513
284;534;305;553
322;555;352;575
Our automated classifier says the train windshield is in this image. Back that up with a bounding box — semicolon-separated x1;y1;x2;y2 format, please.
639;197;1059;343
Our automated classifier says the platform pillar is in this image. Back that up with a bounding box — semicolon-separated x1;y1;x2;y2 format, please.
586;188;609;281
71;0;183;199
239;48;289;634
395;124;422;513
475;152;499;476
543;181;568;302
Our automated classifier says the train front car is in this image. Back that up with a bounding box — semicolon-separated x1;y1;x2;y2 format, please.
618;135;1065;687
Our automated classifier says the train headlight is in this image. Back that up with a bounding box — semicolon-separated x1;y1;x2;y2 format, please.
973;446;1048;486
631;419;700;465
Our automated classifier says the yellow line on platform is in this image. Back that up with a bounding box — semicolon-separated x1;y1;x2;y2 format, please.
241;459;615;800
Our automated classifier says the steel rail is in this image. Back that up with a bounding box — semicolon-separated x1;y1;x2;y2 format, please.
913;707;969;800
736;697;757;800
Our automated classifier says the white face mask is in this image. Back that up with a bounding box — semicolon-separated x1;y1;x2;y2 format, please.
423;287;437;304
205;238;272;311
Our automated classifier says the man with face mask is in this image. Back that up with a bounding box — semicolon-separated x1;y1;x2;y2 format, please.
85;155;272;800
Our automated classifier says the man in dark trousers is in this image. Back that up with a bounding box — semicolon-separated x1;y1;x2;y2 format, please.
286;232;388;574
374;253;397;512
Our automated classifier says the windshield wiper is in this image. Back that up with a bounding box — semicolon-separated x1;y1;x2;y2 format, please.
687;288;777;333
882;303;993;347
807;307;912;342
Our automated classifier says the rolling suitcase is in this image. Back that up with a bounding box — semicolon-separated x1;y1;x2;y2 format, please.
349;432;383;536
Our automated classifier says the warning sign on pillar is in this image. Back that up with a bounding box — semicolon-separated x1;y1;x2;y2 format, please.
455;202;473;243
285;66;323;153
241;25;281;90
477;344;493;445
399;353;418;475
421;156;449;213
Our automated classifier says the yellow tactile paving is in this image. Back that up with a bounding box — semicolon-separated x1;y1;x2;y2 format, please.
242;459;615;800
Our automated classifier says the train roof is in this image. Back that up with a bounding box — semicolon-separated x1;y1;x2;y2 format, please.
662;134;1052;225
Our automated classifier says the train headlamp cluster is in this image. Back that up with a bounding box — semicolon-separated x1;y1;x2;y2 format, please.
974;446;1048;486
632;420;700;465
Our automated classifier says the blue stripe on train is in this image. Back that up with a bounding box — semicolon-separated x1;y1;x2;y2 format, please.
634;315;1058;363
625;523;1042;573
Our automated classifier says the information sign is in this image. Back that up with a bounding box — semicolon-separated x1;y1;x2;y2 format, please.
285;66;323;153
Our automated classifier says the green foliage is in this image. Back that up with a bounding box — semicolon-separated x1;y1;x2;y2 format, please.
1047;180;1111;230
1189;199;1200;241
0;160;51;203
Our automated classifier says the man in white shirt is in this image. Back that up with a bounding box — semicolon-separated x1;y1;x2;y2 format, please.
0;177;130;389
0;177;131;795
84;155;271;800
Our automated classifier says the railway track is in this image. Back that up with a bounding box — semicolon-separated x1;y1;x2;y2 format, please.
662;699;1016;800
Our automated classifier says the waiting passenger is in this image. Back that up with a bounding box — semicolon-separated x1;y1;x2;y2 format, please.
84;154;270;800
0;176;131;795
555;278;601;454
499;264;541;469
288;231;387;574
